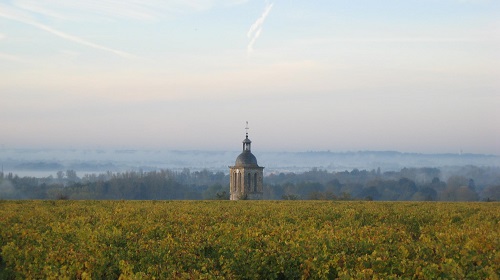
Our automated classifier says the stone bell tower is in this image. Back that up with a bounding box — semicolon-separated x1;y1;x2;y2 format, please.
229;122;264;200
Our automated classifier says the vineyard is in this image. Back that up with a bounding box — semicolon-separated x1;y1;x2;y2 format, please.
0;201;499;279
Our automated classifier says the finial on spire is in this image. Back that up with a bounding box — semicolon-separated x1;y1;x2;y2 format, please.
245;121;249;138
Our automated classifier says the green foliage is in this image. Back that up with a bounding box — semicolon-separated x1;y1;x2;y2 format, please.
0;201;499;279
282;194;299;200
203;184;230;200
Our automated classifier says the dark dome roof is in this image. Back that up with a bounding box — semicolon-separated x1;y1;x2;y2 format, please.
235;151;258;167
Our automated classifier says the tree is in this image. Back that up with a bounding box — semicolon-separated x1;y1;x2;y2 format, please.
447;176;469;189
216;191;230;200
398;178;417;200
57;171;64;181
455;186;479;201
481;185;500;201
66;170;78;183
359;186;381;201
416;187;437;201
203;184;226;200
282;194;299;200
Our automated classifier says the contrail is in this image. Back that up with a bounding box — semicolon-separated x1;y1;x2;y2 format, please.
247;2;273;54
0;6;135;59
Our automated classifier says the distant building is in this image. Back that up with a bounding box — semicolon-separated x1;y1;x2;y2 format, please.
229;124;264;200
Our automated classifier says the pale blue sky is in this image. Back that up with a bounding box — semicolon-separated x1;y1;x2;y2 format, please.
1;0;499;154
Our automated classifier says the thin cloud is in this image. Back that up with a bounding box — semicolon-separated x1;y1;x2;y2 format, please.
12;0;159;21
0;52;25;63
11;0;250;21
14;1;70;21
247;2;273;54
336;37;490;43
0;4;136;58
0;33;24;62
299;37;499;45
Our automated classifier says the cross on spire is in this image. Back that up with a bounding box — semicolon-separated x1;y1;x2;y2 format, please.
245;121;249;138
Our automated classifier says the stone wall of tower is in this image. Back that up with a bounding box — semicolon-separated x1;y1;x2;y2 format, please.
229;166;264;200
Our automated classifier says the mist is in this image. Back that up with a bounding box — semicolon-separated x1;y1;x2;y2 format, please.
1;148;499;177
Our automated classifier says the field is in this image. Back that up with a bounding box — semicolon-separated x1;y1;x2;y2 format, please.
0;201;499;279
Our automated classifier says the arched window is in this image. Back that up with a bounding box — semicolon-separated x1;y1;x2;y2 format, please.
233;171;237;191
239;172;243;191
237;172;239;192
254;173;258;191
248;173;251;191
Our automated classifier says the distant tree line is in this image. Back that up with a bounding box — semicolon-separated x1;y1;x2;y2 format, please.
0;166;499;201
0;169;227;200
265;167;499;201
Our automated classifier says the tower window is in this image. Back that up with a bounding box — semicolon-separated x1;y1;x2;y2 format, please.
248;173;251;191
233;171;237;191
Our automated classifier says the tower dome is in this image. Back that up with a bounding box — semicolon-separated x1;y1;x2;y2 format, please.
235;134;258;166
235;149;258;167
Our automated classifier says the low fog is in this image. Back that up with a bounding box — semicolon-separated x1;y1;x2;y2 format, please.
1;148;499;177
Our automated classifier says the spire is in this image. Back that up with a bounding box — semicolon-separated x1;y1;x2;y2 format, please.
245;121;249;139
243;121;251;152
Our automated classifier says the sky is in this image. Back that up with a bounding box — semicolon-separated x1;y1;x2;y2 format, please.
1;0;499;154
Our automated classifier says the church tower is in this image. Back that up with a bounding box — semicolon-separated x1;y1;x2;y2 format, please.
229;123;264;200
